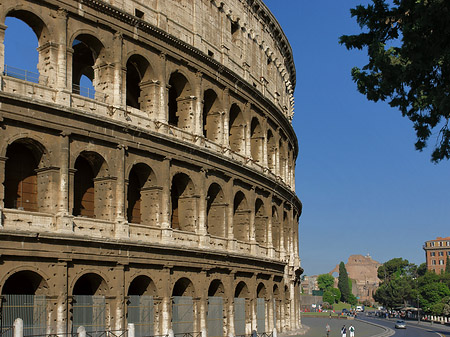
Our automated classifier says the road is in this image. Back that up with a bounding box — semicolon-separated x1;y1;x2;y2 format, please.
359;315;450;337
299;315;450;337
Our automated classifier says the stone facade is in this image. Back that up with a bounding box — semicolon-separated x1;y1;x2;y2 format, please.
0;0;302;336
330;255;381;304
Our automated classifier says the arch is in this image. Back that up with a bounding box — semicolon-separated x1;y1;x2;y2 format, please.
257;283;267;298
72;273;108;296
229;104;245;154
233;191;250;242
73;151;109;219
128;275;157;296
203;89;222;142
168;72;192;129
254;199;266;246
250;117;263;163
272;206;280;251
71;33;105;98
256;282;267;333
172;277;195;297
206;183;226;237
127;163;158;224
234;281;249;298
126;54;154;109
208;279;225;297
4;139;46;211
1;270;48;295
4;10;50;83
267;130;276;172
273;285;282;331
171;173;196;232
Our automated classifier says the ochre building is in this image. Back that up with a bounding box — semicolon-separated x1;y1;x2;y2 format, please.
424;237;450;274
0;0;302;336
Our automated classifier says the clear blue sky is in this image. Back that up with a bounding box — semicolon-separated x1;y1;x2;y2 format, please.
263;0;450;275
4;2;450;277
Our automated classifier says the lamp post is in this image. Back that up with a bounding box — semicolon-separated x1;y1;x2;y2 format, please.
417;296;420;324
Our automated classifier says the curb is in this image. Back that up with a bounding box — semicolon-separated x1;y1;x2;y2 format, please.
355;319;395;337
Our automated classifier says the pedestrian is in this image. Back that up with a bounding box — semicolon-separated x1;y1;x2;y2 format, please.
326;323;331;337
341;324;347;337
349;324;355;337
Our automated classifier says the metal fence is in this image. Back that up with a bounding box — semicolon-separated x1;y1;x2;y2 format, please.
234;298;245;336
172;297;193;335
72;295;105;335
3;65;43;84
128;296;154;337
206;297;222;337
256;299;265;334
72;84;106;102
0;295;46;337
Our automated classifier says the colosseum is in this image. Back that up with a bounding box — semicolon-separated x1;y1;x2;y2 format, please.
0;0;302;336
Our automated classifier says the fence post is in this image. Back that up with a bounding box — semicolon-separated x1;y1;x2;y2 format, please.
128;323;135;337
13;318;23;337
77;326;86;337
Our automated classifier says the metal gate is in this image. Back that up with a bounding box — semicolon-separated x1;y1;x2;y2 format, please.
172;296;193;335
234;298;245;336
256;298;265;333
207;297;223;337
0;295;46;337
128;295;154;337
72;295;105;334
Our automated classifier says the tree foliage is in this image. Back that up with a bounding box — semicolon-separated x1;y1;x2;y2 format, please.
338;262;351;302
317;274;335;291
323;288;341;304
340;0;450;162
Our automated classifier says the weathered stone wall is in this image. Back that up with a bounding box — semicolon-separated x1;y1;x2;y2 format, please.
0;0;302;335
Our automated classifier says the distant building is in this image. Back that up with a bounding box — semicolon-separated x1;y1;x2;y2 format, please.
424;237;450;274
330;254;381;304
301;275;319;295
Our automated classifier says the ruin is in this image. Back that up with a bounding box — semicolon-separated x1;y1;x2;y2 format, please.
0;0;302;336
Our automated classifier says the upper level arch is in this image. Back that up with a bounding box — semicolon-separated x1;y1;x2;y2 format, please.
168;71;194;131
229;103;246;155
126;54;155;110
202;88;222;143
170;172;197;232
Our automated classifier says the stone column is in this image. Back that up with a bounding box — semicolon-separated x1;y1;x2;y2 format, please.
56;133;73;231
244;103;251;159
198;169;208;246
55;260;69;334
161;267;172;335
195;71;204;137
267;297;274;333
226;273;235;337
161;158;172;240
222;88;230;147
0;23;7;74
267;195;275;258
115;145;128;238
113;32;124;107
0;156;7;210
158;53;168;123
225;178;234;250
198;271;208;334
56;8;68;91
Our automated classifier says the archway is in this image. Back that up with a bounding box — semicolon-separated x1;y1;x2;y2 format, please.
168;72;192;130
229;104;245;154
4;141;42;212
1;271;48;335
254;199;266;246
233;192;250;242
250;118;263;163
256;283;267;333
127;275;157;336
72;273;108;333
267;130;276;172
127;163;158;225
203;89;221;142
171;173;196;232
207;280;225;337
172;278;195;334
206;183;226;237
126;54;153;110
234;281;250;336
272;207;280;251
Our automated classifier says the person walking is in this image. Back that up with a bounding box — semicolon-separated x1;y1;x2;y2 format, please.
341;325;347;337
326;323;331;337
349;324;355;337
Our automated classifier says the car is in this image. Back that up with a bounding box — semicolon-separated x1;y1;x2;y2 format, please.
395;320;406;329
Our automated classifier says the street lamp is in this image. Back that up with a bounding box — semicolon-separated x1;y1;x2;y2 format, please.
417;296;420;324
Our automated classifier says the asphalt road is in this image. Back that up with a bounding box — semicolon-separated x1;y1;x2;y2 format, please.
300;316;385;337
360;316;450;337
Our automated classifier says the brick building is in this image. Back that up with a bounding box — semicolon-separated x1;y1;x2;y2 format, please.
424;237;450;274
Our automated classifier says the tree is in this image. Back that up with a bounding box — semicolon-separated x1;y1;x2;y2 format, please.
338;262;351;302
377;258;410;282
339;0;450;162
446;256;450;274
317;274;335;291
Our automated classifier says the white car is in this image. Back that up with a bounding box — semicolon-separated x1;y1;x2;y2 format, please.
395;320;406;329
